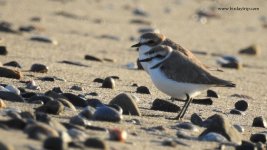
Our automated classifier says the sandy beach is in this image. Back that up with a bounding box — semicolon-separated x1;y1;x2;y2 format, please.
0;0;267;149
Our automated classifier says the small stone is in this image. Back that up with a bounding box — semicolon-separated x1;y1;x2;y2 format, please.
0;99;6;108
0;91;24;102
84;138;107;149
30;35;58;45
151;99;180;112
84;55;102;62
30;16;42;22
59;60;89;67
162;138;176;147
36;100;64;115
200;114;242;144
239;45;261;56
250;132;267;143
133;7;149;17
230;109;244;115
236;140;256;150
35;112;51;123
26;80;40;90
52;87;63;93
99;34;120;41
43;137;67;150
0;46;8;55
88;92;98;96
176;130;194;140
30;63;48;73
175;122;199;132
109;93;141;116
93;106;122;122
3;61;22;68
252;116;267;128
57;98;76;111
217;56;242;69
19;25;36;32
190;113;203;126
102;77;115;89
28;95;53;104
0;67;22;79
199;132;228;142
24;122;59;140
136;86;150;94
70;116;91;126
233;124;245;133
39;76;55;82
235;100;248;111
109;129;127;142
62;93;88;107
79;106;95;119
70;85;83;91
0;141;14;150
207;90;219;98
87;99;104;108
93;78;104;83
4;85;20;95
0;21;20;34
130;19;151;25
68;128;88;141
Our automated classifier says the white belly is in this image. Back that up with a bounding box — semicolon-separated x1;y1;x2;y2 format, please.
138;45;152;73
149;68;211;100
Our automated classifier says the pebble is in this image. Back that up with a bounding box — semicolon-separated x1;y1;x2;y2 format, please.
59;60;89;67
233;124;245;133
200;114;242;144
207;90;219;98
43;137;67;150
199;132;228;142
99;34;120;41
0;67;22;79
84;138;107;149
1;118;26;130
190;113;203;126
36;100;64;115
84;54;102;62
93;78;104;83
52;87;63;93
151;99;180;112
24;122;59;140
26;80;41;90
217;55;242;69
20;111;35;120
87;92;98;96
162;138;176;147
0;141;14;150
87;98;103;108
0;21;20;34
4;85;20;95
250;132;267;143
79;106;95;119
109;93;141;116
93;106;122;122
230;109;244;115
62;93;88;107
3;61;22;68
236;140;257;150
30;63;48;73
239;44;261;56
136;86;151;94
102;77;115;89
109;129;127;142
39;76;55;82
68;128;88;141
30;35;58;45
130;19;151;25
70;115;91;126
57;98;76;111
28;95;53;104
19;25;36;32
0;91;24;102
235;100;248;111
252;116;267;128
133;7;149;17
175;122;199;132
35;112;51;123
176;130;195;140
70;85;83;91
0;46;8;55
0;99;6;108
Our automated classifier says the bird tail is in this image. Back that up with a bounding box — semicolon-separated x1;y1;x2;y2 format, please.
212;76;236;88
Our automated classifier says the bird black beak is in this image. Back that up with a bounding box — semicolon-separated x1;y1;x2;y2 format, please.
131;42;142;48
139;57;152;62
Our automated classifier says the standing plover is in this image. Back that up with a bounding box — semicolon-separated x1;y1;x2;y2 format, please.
132;32;221;73
138;45;235;119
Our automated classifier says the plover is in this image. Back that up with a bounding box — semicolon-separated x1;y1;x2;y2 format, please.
132;32;221;73
138;45;235;119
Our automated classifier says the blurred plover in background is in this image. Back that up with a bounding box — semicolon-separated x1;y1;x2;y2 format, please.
135;44;235;119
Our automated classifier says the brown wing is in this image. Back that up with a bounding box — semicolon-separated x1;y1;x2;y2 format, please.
162;39;215;71
160;50;235;86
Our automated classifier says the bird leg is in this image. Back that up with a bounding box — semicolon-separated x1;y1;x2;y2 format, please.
175;94;193;120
